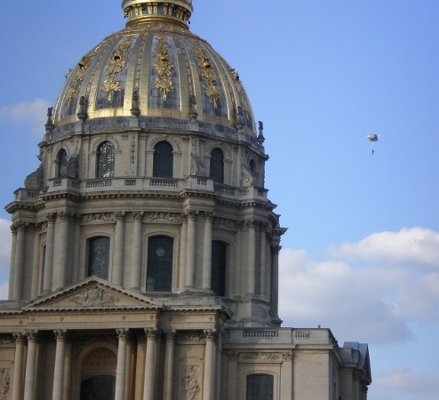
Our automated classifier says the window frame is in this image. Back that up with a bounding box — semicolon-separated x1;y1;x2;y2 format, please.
96;141;115;178
153;141;174;178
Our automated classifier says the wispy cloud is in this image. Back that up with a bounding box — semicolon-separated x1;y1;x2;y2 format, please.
0;98;51;137
327;227;439;271
374;366;439;397
279;227;439;344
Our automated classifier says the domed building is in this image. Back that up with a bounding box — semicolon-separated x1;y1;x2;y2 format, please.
0;1;371;400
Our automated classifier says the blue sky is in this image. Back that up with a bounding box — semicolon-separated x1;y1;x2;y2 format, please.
1;1;439;399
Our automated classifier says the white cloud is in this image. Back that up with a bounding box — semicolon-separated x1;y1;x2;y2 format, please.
327;227;439;271
278;249;414;344
374;366;439;396
279;227;439;344
0;98;51;137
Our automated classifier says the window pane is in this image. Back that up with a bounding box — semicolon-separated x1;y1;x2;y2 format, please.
97;142;115;178
88;237;110;279
153;141;173;178
247;374;274;400
58;149;68;177
211;241;226;296
147;236;173;292
210;148;224;184
80;375;115;400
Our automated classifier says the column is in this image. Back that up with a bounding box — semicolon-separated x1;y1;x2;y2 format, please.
113;212;126;286
57;212;71;290
12;224;27;300
131;212;144;291
270;245;281;318
143;329;158;400
246;220;257;296
8;225;17;299
31;225;41;298
24;331;39;400
62;338;73;400
185;210;198;290
115;329;129;400
202;330;217;400
43;214;56;293
235;222;244;296
163;331;176;400
11;333;26;400
179;217;188;289
259;225;267;296
52;330;68;400
227;353;238;400
202;212;213;291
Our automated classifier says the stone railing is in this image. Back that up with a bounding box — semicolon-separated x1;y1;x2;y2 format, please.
13;189;40;202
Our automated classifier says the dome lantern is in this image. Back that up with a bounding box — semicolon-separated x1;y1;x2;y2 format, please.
122;0;193;29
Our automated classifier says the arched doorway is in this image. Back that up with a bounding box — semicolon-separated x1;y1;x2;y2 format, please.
80;348;116;400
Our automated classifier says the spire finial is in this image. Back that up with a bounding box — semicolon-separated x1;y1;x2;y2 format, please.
45;107;54;134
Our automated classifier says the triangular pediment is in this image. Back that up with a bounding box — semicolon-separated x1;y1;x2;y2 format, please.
22;277;163;312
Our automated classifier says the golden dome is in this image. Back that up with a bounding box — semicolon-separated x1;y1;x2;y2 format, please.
53;0;256;137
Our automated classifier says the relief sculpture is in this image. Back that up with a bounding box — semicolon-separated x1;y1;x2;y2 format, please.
182;366;200;400
0;368;10;400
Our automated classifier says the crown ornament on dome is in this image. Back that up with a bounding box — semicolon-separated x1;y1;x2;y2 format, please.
122;0;193;29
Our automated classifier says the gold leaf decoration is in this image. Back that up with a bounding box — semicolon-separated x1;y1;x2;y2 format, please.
193;43;221;108
65;45;101;105
153;36;175;101
101;37;132;102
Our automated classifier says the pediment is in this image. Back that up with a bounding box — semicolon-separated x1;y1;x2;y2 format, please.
22;277;163;312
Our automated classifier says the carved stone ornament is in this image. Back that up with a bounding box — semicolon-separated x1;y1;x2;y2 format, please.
190;153;204;175
60;155;79;179
241;160;255;187
179;331;203;343
153;36;175;101
0;368;10;400
24;164;44;190
84;213;114;223
0;335;13;346
69;286;120;308
149;212;176;222
240;352;281;361
182;365;201;400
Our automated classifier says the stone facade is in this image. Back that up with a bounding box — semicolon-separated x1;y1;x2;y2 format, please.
0;1;371;399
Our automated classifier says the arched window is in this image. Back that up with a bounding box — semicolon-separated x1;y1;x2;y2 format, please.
210;148;224;184
153;141;173;178
58;149;68;177
146;235;173;292
247;374;274;400
211;241;227;296
97;142;115;178
249;159;256;173
88;237;110;279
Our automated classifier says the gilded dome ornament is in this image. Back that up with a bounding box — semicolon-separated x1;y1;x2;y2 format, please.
101;37;132;101
193;42;221;108
153;36;175;101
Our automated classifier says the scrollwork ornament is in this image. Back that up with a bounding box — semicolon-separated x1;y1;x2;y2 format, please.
70;286;119;308
204;330;217;341
26;330;40;342
116;328;130;341
144;329;159;341
13;333;26;345
54;330;68;341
